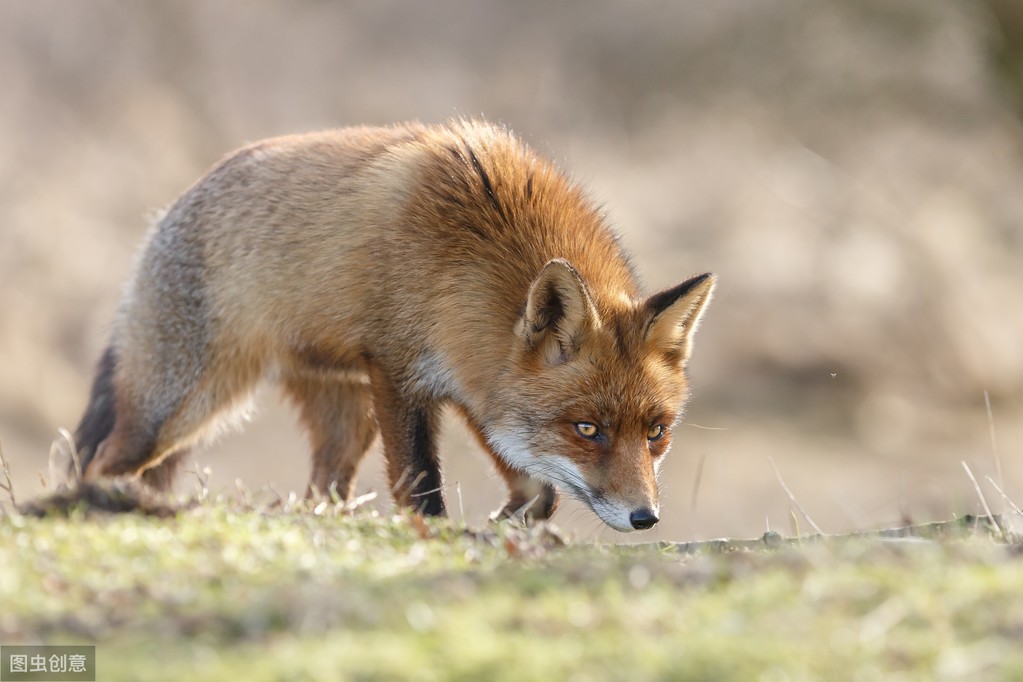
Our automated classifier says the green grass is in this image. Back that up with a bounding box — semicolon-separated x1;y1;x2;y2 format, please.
2;491;1023;681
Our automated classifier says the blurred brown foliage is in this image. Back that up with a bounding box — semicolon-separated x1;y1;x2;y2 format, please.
1;0;1021;539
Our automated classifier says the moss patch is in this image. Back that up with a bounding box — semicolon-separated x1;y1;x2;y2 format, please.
2;498;1022;681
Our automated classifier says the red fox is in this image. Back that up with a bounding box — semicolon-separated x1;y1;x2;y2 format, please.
73;119;714;532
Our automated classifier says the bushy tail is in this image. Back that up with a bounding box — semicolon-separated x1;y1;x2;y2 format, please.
72;344;118;476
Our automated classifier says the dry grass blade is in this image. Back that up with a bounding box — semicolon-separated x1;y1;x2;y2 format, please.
961;461;1005;541
767;456;824;536
409;484;445;499
984;390;1005;517
390;468;410;495
408;471;428;495
47;427;82;485
0;436;16;507
344;490;378;512
984;391;1001;483
984;475;1021;538
455;480;464;522
65;428;83;483
510;494;542;523
327;480;341;505
47;428;78;488
191;462;211;501
984;476;1021;515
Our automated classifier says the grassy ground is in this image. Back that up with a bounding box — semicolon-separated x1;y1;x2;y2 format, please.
2;483;1023;681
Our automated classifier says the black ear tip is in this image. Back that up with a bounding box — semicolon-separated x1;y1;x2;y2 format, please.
645;272;716;319
691;272;715;285
683;273;716;295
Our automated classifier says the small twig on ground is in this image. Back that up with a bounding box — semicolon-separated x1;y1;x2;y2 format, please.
0;436;16;507
962;461;1005;541
768;456;824;536
653;514;1010;554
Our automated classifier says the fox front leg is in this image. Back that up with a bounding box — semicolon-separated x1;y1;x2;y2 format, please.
455;406;559;522
490;453;559;522
369;367;446;516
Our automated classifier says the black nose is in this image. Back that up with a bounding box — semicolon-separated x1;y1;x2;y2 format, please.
629;508;659;530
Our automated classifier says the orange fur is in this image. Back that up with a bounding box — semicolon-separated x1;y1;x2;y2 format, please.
74;119;715;531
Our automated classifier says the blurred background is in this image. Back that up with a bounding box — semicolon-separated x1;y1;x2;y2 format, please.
2;0;1022;542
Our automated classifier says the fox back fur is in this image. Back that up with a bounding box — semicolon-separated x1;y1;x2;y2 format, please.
74;119;715;532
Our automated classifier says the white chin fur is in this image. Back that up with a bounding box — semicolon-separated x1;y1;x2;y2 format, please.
486;427;588;495
486;426;653;532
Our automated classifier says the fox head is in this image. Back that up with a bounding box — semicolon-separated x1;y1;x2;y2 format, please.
486;259;715;532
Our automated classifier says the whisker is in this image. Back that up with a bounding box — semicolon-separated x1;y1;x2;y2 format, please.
684;423;727;431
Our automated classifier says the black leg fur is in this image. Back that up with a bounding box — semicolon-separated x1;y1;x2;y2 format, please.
407;405;445;515
72;344;118;475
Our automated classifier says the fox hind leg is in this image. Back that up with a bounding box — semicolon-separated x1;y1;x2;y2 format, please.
80;391;166;486
82;341;261;492
138;449;191;491
282;375;378;501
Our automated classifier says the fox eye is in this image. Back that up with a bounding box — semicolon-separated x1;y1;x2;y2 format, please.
575;422;599;439
647;424;666;441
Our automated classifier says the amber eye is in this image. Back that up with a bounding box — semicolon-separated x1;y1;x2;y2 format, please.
575;422;599;439
647;424;666;441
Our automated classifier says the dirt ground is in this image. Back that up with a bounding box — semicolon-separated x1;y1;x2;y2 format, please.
2;0;1022;541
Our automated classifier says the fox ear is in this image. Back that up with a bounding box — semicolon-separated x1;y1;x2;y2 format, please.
644;273;716;364
517;259;600;364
